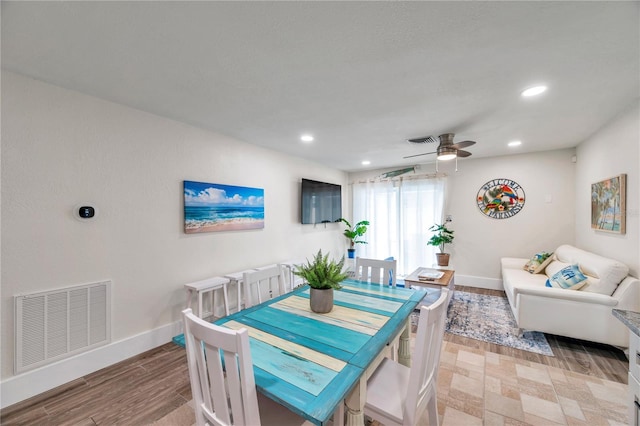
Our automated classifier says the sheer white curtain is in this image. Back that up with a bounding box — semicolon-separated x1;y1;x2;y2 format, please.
352;175;446;276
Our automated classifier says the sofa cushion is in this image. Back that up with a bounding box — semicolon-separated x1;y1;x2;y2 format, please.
545;260;571;277
555;244;629;295
523;252;554;274
545;264;589;290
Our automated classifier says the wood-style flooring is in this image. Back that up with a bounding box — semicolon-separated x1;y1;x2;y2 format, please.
1;285;629;425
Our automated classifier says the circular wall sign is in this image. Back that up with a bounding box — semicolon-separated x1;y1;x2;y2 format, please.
476;178;525;219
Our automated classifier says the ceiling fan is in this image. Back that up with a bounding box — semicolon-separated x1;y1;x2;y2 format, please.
403;133;476;160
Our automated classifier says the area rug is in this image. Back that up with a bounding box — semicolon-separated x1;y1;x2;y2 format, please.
414;291;554;356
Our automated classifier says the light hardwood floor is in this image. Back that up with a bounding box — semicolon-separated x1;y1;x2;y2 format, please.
1;286;629;425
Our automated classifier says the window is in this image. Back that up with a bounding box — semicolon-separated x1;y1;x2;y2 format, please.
352;175;446;276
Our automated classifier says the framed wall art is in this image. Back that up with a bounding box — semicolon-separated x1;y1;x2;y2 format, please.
591;174;626;234
183;180;264;234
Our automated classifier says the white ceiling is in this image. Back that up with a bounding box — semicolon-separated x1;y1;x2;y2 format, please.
2;1;638;172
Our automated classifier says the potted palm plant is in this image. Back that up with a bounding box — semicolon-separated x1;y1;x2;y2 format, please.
427;223;454;266
338;218;369;258
294;249;349;313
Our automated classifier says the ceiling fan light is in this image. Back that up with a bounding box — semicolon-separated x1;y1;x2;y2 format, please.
521;85;547;97
437;146;457;161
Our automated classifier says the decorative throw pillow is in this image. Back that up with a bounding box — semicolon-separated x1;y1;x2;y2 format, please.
545;264;588;290
523;252;554;274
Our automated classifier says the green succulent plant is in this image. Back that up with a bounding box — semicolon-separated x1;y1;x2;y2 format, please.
294;249;349;290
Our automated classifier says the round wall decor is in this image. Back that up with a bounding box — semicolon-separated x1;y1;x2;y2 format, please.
476;178;525;219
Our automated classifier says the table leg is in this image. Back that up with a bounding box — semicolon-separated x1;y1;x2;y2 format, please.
398;317;412;367
345;375;366;426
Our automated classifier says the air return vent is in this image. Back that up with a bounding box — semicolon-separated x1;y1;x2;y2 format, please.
15;281;111;373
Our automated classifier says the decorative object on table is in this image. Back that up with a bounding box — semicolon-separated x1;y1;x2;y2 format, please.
427;223;454;266
183;180;264;233
523;251;554;274
476;178;525;219
338;218;369;259
293;249;348;313
428;290;553;356
418;269;444;280
591;174;626;234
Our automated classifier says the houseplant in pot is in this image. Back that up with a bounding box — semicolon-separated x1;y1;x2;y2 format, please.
427;223;454;266
338;218;369;259
294;249;349;313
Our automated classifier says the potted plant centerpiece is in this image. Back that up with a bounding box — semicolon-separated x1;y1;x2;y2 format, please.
294;249;349;313
338;218;370;259
427;223;455;266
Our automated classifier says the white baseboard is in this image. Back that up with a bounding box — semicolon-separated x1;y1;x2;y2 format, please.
1;320;183;409
456;274;504;291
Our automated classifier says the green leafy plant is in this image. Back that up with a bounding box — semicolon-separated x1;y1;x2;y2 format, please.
338;218;370;248
294;249;349;290
427;223;454;253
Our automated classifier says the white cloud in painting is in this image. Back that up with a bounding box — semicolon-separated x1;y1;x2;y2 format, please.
245;195;264;206
185;187;264;206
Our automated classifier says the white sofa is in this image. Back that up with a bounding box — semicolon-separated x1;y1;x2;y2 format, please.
501;244;640;348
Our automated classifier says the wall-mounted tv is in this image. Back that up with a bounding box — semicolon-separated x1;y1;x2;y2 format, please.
301;178;342;224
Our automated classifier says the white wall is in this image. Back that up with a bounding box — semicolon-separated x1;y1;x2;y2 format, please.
1;72;348;382
445;149;577;282
349;149;577;287
575;100;639;276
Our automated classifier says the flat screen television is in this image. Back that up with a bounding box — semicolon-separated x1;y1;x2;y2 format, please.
301;178;342;224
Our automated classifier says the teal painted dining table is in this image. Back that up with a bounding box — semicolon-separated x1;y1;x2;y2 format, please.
214;278;428;426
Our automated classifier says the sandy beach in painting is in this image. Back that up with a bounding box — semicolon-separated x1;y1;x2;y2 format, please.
185;218;264;233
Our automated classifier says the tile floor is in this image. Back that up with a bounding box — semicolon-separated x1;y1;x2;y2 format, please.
436;341;628;426
151;339;629;426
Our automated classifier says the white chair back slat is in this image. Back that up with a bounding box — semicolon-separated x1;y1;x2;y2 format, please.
355;257;397;287
405;288;449;425
363;288;449;426
243;266;285;308
182;308;262;426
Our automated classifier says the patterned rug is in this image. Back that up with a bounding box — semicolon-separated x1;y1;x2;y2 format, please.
414;290;554;356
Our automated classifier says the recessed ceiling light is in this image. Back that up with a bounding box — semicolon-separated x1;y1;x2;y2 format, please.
521;85;547;97
300;134;314;143
508;140;522;147
361;160;371;166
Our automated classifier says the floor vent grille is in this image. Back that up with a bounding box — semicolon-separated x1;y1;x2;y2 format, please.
15;281;111;373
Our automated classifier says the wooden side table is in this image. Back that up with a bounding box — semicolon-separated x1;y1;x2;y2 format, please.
404;267;455;292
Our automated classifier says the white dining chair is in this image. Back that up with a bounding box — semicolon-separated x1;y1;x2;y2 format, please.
280;259;306;292
182;308;344;426
364;288;449;426
243;265;286;308
355;257;397;287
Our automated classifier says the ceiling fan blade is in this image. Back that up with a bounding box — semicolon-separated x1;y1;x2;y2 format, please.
456;150;472;158
403;151;436;159
451;140;476;149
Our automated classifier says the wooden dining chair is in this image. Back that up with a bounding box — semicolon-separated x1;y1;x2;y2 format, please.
364;288;449;426
182;308;344;426
243;265;286;309
355;257;397;287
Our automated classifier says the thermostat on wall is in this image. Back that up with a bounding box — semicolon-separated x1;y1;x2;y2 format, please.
74;203;99;221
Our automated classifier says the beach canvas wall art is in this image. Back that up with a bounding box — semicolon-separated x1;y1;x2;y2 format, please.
591;174;626;234
184;180;265;233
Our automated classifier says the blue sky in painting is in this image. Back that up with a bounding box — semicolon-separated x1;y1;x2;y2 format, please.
184;180;264;207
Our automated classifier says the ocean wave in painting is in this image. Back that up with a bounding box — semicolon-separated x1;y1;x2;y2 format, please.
185;206;264;232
